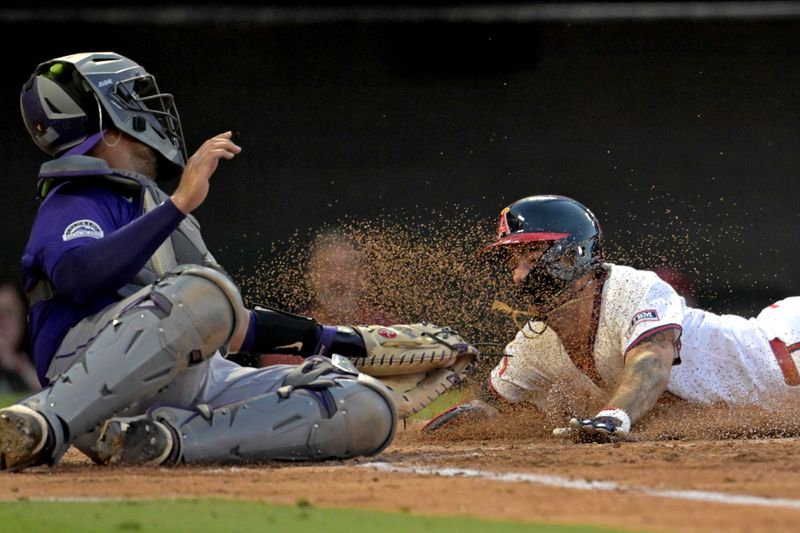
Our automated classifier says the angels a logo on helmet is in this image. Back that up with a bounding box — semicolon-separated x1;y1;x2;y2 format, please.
498;207;512;238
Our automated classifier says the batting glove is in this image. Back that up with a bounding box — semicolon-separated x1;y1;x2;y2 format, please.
552;408;631;443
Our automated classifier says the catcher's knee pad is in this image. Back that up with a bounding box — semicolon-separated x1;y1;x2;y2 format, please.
23;265;241;460
151;358;398;464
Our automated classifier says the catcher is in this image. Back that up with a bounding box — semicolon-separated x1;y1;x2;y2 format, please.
425;194;800;442
0;51;477;471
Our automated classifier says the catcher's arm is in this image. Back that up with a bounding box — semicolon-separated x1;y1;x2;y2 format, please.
553;327;679;442
233;308;481;419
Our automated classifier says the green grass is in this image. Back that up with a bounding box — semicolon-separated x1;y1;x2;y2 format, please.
0;392;26;408
0;499;631;533
409;387;467;421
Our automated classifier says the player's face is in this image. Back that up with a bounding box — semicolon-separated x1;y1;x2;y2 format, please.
91;131;159;179
309;241;364;313
506;243;548;285
127;138;159;179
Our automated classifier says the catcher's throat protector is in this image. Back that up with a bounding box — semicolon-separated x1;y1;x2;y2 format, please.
20;52;187;180
22;265;242;461
480;195;603;311
148;356;397;463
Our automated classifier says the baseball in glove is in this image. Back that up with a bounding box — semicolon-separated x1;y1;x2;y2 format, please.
343;322;480;419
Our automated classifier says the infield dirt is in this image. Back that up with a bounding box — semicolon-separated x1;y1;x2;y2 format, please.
3;400;800;533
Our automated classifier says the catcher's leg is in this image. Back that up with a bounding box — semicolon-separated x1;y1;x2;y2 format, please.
94;356;397;465
0;265;242;471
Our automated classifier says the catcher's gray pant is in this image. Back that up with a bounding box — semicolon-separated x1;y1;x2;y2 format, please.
22;265;396;463
142;357;396;463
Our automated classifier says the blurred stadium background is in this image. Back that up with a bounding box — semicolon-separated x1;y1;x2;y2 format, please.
1;1;799;316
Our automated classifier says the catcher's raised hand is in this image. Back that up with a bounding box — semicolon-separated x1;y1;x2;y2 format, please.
345;322;480;419
552;408;631;443
171;131;242;215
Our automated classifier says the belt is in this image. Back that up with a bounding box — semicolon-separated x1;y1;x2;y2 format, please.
769;338;800;386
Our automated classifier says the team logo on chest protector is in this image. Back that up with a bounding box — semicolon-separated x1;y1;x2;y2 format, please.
62;219;104;241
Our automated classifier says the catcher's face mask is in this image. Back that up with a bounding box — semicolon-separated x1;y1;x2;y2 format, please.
21;52;187;181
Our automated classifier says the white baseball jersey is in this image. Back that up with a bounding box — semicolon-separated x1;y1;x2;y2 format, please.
490;263;800;411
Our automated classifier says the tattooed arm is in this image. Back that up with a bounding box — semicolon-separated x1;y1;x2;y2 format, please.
607;327;680;423
553;327;680;441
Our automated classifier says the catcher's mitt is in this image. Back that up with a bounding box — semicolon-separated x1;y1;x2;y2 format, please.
346;322;480;419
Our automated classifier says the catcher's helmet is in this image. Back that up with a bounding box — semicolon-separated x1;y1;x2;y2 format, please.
480;195;604;310
20;51;187;180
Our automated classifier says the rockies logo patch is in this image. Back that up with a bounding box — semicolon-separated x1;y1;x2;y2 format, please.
62;219;104;241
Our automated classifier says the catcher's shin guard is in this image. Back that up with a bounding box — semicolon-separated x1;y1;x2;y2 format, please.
135;357;397;464
22;265;242;463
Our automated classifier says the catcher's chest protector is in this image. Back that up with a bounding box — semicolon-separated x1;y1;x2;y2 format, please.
115;170;225;297
36;156;224;298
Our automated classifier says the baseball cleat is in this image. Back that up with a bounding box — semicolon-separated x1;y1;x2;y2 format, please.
94;417;176;466
0;405;50;471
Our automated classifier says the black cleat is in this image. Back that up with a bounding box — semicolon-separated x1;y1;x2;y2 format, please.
94;417;175;466
0;405;50;471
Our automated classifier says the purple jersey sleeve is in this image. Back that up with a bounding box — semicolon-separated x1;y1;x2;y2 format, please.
26;182;185;303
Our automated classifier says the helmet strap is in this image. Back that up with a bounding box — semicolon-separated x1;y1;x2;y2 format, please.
96;95;121;148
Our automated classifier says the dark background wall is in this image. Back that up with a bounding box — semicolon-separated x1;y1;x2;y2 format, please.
2;4;799;316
